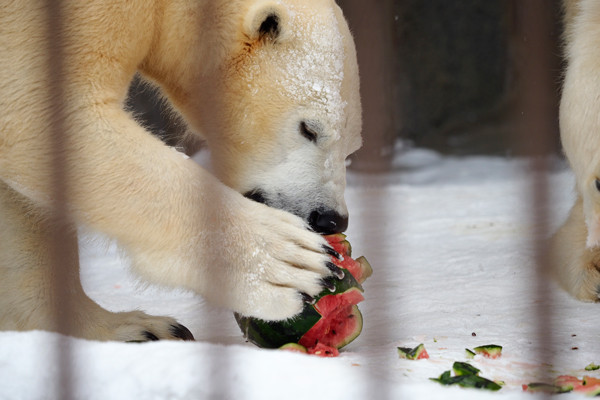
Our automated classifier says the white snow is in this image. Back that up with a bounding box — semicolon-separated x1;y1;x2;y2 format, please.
1;147;599;400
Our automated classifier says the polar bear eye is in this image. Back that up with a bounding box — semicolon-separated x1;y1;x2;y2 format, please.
299;121;318;143
596;179;600;192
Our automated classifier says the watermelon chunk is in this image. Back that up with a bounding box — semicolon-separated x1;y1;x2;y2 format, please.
472;344;502;359
234;234;371;356
522;383;563;394
430;370;502;391
465;348;476;359
582;376;600;396
279;343;308;354
397;343;430;360
453;362;480;377
523;375;600;395
306;343;339;357
585;363;600;371
325;234;372;284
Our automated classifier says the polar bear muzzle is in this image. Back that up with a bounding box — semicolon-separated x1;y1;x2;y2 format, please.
244;189;347;234
308;208;348;235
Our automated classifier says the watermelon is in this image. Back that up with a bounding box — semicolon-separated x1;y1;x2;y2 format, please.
326;233;373;284
523;375;600;395
234;234;370;356
521;383;563;394
465;348;476;359
453;362;480;377
472;344;502;359
430;369;502;391
582;376;600;396
585;363;600;371
279;343;308;354
397;343;430;360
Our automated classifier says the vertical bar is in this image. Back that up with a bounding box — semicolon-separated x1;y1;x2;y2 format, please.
340;0;396;172
337;1;396;398
44;1;75;398
512;0;558;392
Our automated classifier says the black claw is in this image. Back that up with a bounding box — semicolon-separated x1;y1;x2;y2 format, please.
142;331;160;341
322;278;336;292
326;262;345;279
302;292;316;305
170;323;195;341
323;245;343;260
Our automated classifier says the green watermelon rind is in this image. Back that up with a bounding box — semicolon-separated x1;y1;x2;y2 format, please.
523;383;566;394
235;267;363;349
465;348;476;359
354;256;373;284
397;343;427;360
279;343;308;353
473;344;502;357
430;370;502;391
585;363;600;371
453;362;481;377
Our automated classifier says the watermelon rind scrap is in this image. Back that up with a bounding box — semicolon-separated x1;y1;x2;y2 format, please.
279;343;308;353
473;344;502;358
397;343;428;360
355;256;373;283
430;369;502;391
523;383;565;394
525;375;600;395
585;363;600;371
453;362;480;377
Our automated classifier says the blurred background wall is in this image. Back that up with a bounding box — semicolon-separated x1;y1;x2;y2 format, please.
338;0;564;171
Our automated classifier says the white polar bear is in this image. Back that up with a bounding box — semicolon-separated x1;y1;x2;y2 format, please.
0;0;362;341
552;0;600;302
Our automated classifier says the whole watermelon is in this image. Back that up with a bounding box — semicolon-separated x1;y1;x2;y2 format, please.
235;234;371;356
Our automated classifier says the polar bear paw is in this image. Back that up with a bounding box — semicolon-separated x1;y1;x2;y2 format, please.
107;311;194;342
199;198;337;321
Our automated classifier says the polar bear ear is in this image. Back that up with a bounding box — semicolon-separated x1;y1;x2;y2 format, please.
243;2;289;42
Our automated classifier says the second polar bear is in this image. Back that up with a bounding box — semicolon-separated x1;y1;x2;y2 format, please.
552;0;600;302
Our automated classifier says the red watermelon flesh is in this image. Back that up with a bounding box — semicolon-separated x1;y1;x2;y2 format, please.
307;343;339;357
556;375;600;395
293;235;368;354
326;234;372;284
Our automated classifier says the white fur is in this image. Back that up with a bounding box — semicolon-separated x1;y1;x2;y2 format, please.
551;0;600;301
0;0;362;340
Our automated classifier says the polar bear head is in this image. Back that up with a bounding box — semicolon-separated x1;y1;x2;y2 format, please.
169;0;362;234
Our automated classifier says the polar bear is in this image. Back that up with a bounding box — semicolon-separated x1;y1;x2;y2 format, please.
0;0;362;340
551;0;600;302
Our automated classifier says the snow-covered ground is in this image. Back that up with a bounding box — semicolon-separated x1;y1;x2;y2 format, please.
1;148;599;400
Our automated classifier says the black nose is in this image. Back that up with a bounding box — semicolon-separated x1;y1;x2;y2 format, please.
309;209;348;234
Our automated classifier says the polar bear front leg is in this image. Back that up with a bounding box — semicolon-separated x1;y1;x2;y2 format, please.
551;195;600;302
0;182;194;341
0;105;334;322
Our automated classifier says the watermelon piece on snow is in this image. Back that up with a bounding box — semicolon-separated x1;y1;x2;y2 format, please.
523;375;600;395
472;344;502;359
397;343;429;360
